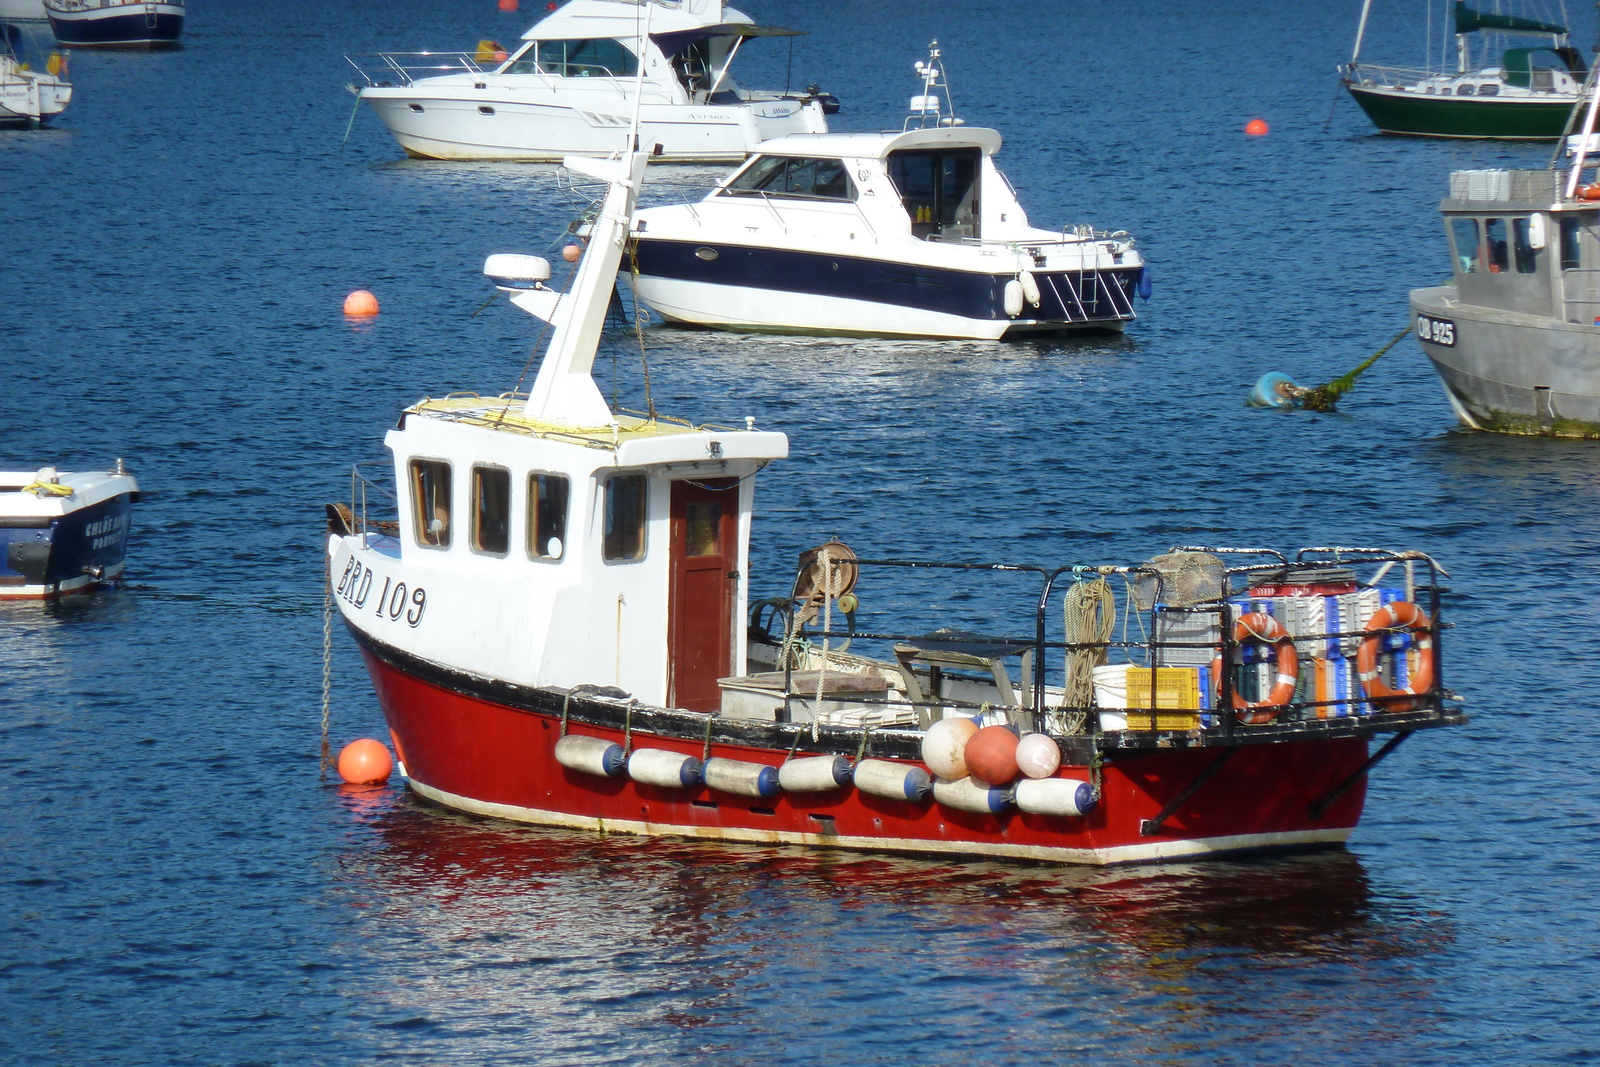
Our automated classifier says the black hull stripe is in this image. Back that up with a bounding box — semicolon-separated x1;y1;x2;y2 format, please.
629;239;1139;324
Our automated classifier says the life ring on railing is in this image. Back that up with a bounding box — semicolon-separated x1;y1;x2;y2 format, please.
1210;612;1299;725
1356;601;1435;710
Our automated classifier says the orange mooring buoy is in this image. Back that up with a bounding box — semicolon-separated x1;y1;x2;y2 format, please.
499;0;517;10
1245;118;1269;136
561;243;582;263
338;738;393;785
343;290;380;316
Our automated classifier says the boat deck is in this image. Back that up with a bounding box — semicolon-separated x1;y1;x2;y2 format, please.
410;394;743;451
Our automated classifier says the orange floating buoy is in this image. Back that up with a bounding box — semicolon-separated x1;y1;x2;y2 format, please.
343;289;380;316
561;243;582;263
499;0;518;9
964;724;1020;786
338;738;393;785
1245;118;1269;136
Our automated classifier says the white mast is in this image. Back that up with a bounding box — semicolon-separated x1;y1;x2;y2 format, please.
1350;0;1374;66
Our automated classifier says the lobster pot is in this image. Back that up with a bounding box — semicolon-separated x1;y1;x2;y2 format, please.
778;755;852;792
932;776;1011;814
1014;777;1096;818
554;734;626;777
703;757;780;799
627;748;704;789
852;759;931;802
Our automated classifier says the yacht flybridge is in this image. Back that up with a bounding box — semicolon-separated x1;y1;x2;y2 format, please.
344;0;836;163
626;44;1148;339
326;130;1463;864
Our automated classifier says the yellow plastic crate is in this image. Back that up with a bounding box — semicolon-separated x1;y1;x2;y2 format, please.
1123;667;1203;729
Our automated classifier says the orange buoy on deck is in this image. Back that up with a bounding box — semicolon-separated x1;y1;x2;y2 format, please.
964;725;1020;786
338;738;393;785
343;290;380;316
1245;118;1269;136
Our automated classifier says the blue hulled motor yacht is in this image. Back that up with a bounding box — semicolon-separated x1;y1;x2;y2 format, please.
0;462;139;598
625;44;1148;340
43;0;183;49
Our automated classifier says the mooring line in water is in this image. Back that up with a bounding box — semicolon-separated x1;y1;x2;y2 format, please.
320;556;333;782
1248;322;1413;411
338;89;363;157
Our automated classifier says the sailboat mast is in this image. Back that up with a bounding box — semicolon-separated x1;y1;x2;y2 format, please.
1351;0;1375;65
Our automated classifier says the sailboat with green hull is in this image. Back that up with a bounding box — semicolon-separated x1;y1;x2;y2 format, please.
1342;0;1586;139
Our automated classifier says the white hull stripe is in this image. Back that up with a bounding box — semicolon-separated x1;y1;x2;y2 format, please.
404;776;1352;867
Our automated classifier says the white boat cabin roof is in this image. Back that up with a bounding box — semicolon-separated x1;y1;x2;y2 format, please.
745;126;1004;164
519;0;763;43
402;395;788;467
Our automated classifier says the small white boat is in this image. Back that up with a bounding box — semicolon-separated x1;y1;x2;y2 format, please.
625;44;1148;339
43;0;184;49
0;462;139;598
344;0;836;163
0;25;71;127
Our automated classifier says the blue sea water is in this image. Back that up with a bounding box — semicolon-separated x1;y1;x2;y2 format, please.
3;0;1600;1063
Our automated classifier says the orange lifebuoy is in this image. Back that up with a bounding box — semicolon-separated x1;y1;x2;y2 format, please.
1210;612;1300;725
1356;601;1435;710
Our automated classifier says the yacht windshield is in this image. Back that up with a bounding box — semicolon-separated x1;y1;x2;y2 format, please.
528;38;639;77
720;156;858;201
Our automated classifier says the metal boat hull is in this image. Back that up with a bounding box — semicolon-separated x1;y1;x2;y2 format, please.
355;631;1368;867
1412;285;1600;436
1345;83;1574;139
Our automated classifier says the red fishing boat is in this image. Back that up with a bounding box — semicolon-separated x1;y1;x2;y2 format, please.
326;146;1463;865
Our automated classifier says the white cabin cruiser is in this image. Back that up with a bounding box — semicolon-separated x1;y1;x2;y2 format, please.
626;46;1148;339
345;0;836;163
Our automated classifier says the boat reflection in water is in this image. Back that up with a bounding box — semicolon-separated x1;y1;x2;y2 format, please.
331;791;1450;1059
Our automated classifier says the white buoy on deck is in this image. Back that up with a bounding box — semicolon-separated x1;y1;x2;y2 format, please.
933;775;1011;815
853;759;932;802
627;748;703;788
778;755;852;792
554;735;626;777
703;757;780;798
1014;778;1096;817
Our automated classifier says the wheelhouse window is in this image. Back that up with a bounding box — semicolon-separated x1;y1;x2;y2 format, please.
720;156;858;201
1512;217;1539;273
603;473;647;562
1450;217;1481;273
528;472;570;561
887;147;981;240
471;466;510;556
410;459;452;548
1560;216;1582;270
533;38;638;77
1484;218;1510;273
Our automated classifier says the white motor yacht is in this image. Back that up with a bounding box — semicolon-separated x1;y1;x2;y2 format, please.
345;0;837;163
625;45;1148;339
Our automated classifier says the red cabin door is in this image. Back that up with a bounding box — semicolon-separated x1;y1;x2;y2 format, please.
668;478;738;711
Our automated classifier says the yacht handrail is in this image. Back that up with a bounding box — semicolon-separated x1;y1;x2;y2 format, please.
345;51;682;105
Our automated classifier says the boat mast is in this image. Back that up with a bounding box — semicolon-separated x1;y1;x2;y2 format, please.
1351;0;1374;65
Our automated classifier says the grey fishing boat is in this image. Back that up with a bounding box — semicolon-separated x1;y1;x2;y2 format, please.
1411;73;1600;437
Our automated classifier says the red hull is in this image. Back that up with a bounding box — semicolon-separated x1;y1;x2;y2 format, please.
361;648;1369;865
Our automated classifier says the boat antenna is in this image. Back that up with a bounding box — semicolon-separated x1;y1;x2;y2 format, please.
904;40;959;131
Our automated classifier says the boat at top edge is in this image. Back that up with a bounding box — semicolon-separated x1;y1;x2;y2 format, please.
1411;75;1600;438
325;142;1463;866
343;0;837;163
43;0;184;49
1341;0;1584;139
625;43;1148;340
0;461;139;599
